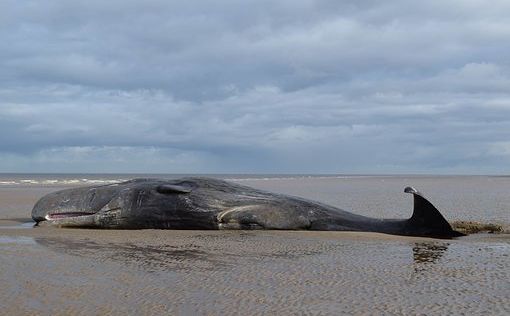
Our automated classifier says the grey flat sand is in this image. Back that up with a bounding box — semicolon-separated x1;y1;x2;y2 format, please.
1;224;509;315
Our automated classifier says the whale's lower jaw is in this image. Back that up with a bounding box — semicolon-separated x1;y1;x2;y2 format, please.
46;212;95;220
38;212;98;227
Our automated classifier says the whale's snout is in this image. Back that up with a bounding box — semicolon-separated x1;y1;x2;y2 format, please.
31;184;123;227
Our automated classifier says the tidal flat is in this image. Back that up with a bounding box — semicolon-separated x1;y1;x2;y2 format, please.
0;175;509;315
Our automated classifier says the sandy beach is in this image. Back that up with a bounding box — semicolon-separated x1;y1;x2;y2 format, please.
1;175;509;315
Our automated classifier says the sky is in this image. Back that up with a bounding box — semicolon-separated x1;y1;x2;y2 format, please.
1;0;509;174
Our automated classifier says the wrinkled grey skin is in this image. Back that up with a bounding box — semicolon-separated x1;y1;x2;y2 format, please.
32;177;464;238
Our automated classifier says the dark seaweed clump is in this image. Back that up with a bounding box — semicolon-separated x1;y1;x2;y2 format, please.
451;221;504;234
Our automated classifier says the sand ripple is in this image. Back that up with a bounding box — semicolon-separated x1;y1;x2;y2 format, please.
1;229;508;315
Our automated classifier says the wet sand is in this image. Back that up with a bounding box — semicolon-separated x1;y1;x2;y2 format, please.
1;176;509;315
1;223;509;315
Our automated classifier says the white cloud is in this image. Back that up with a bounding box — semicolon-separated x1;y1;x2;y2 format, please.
1;1;510;173
489;142;510;157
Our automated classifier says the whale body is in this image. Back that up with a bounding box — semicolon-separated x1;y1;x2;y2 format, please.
31;177;464;238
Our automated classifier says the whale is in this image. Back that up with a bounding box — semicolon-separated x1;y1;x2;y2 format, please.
31;177;464;238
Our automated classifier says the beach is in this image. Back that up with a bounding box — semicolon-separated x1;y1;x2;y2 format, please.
1;175;509;315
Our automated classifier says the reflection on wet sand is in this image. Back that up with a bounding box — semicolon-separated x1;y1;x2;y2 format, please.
410;242;449;276
34;234;326;273
0;218;36;229
412;242;449;264
35;237;222;272
33;235;452;274
0;235;36;245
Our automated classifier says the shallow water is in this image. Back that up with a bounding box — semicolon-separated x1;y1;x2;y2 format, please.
0;235;36;245
0;174;509;315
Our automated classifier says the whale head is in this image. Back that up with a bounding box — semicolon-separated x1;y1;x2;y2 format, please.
31;179;204;229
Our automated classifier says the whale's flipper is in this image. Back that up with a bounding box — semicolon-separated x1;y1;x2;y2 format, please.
156;184;191;194
217;205;311;230
404;187;465;238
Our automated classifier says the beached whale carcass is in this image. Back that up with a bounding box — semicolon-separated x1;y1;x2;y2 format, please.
31;177;464;238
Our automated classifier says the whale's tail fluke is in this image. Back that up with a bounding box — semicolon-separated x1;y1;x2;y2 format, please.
404;187;465;238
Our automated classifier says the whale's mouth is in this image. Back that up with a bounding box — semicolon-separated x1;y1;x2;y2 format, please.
46;212;96;220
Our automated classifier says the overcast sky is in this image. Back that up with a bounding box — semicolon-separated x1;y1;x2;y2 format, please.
1;0;509;174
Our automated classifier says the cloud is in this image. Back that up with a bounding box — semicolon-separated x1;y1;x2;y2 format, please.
1;1;510;173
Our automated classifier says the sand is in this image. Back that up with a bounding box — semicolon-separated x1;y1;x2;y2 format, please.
1;177;509;315
1;222;509;315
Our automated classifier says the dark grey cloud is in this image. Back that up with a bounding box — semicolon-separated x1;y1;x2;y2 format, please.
1;0;509;173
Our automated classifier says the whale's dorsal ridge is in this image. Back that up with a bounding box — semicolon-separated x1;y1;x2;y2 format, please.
156;184;192;194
